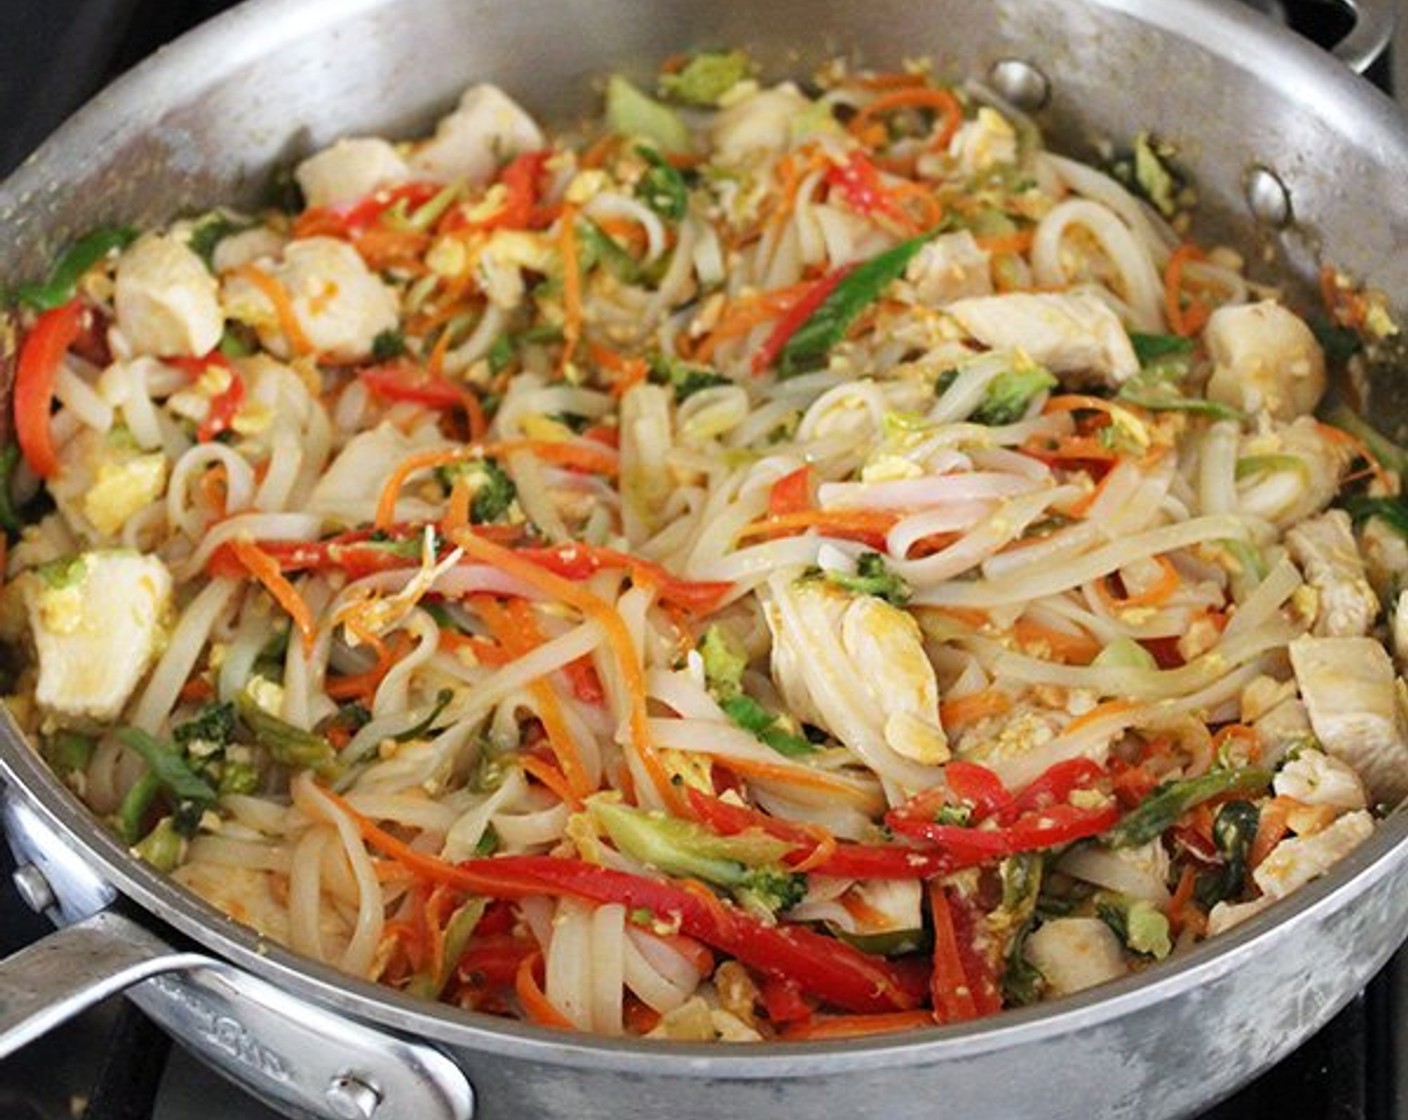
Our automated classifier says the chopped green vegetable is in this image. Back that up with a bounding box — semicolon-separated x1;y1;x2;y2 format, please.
468;460;516;523
588;795;803;915
1197;800;1260;908
387;183;462;232
487;333;514;375
818;552;913;606
115;728;220;808
635;146;688;222
188;214;252;270
115;771;162;845
720;694;818;759
218;325;258;358
1308;319;1363;364
699;624;748;697
1235;454;1310;483
35;555;87;590
999;853;1046;1005
392;689;454;743
1095;891;1173;959
1108;133;1185;219
1128;331;1195;369
648;351;729;401
1343;494;1408;541
235;690;340;779
44;730;96;773
1103;766;1272;849
474;823;500;857
578;218;643;283
970;364;1057;426
659;50;751;106
0;443;23;533
174;701;237;748
605;75;692;154
405;897;487;1000
371;328;408;361
133;817;184;872
1117;374;1246;422
16;226;138;310
1092;636;1158;672
777;230;936;377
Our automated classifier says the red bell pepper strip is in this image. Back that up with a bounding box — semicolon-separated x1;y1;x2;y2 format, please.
944;760;1013;822
888;801;1119;858
759;974;814;1025
514;543;733;616
467;855;925;1014
14;298;84;478
999;757;1106;823
166;353;246;444
360;363;467;409
825;153;907;224
749;264;856;375
301;182;443;239
441;151;554;233
928;883;1002;1023
455;934;538;988
767;465;814;516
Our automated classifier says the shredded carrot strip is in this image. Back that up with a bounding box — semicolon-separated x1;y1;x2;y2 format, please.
426;323;455;379
437;629;511;665
1043;394;1144;419
781;1010;934;1040
231;538;317;654
1315;421;1394;492
922;605;991;629
1011;618;1101;664
848;86;964;151
1164;244;1208;337
442;476;472;535
179;675;214;704
719;755;876;807
1210;723;1261;763
692;281;814;363
449;530;685;816
975;228;1035;256
235;264;313;355
1168;865;1206;937
1096;554;1181;610
736;509;902;542
199;463;229;518
515;951;575;1028
1063;699;1139;738
938;687;1012;732
484;438;619;477
579;132;622;170
520;754;583;809
1251;798;1292;869
559;203;583;372
375;446;476;529
788;825;839;874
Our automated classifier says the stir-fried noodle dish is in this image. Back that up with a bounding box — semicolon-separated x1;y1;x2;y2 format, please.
2;52;1406;1040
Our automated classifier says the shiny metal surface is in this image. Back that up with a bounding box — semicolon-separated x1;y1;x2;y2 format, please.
1331;0;1398;72
0;1;1406;1117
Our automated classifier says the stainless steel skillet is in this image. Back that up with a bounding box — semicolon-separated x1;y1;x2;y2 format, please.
1;1;1406;1117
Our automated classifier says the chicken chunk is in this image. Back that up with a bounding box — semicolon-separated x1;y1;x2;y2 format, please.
1394;591;1408;671
1273;748;1367;811
22;551;172;723
1023;917;1128;996
113;233;224;358
947;107;1018;175
1288;636;1408;805
223;237;399;362
1251;698;1314;768
295;137;411;209
1234;417;1348;529
410;84;544;186
1203;301;1326;421
1252;809;1374;899
1286;510;1380;637
709;83;810;165
765;578;948;781
904;231;993;307
1360;515;1408;601
945;290;1140;386
308;421;449;524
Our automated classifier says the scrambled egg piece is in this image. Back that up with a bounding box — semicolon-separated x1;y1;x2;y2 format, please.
22;551;172;723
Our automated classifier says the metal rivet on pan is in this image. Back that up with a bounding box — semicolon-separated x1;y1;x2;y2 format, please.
326;1073;383;1120
11;863;55;914
986;58;1051;112
1245;165;1293;228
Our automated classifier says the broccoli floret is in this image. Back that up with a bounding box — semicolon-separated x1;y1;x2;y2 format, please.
174;700;237;748
371;328;407;361
970;363;1057;426
733;867;808;919
820;551;912;605
588;795;801;914
659;50;752;107
441;459;518;524
1094;891;1173;959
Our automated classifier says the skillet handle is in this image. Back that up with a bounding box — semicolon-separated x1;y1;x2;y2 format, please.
0;909;204;1058
1326;0;1396;74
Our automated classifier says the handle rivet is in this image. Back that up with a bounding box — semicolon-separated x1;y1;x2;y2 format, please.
1245;165;1293;228
12;864;56;914
987;58;1051;112
326;1073;383;1120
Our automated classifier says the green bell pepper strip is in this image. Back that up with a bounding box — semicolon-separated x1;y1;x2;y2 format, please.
16;227;138;310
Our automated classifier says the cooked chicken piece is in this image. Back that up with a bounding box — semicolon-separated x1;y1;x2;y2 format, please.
1206;896;1274;937
113;233;224;358
1360;516;1408;600
295;137;411;208
308;421;450;524
1252;809;1374;899
905;231;993;307
1251;698;1313;768
765;577;948;783
1286;510;1380;637
710;83;810;165
1023;917;1128;996
410;84;545;185
223;237;399;362
1394;591;1408;671
945;290;1140;386
22;551;172;723
1273;748;1367;811
1203;301;1326;421
1288;636;1408;805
